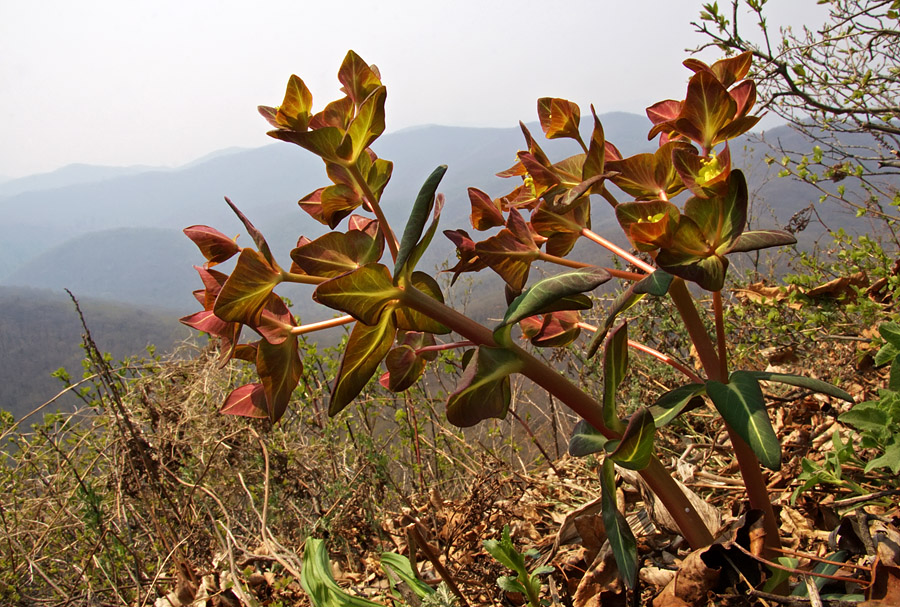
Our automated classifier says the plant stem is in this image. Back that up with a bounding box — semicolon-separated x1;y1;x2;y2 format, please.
290;315;355;336
280;270;327;286
400;285;715;549
580;228;656;273
348;163;400;262
712;290;728;381
537;252;646;281
415;341;475;355
669;278;782;556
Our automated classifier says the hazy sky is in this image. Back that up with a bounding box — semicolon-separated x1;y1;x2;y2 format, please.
0;1;822;179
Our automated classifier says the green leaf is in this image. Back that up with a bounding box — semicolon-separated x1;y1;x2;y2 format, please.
329;314;397;416
382;344;427;393
791;551;848;598
214;248;282;325
839;401;890;433
446;347;523;427
863;441;900;474
745;371;854;403
379;552;434;599
568;420;610;457
496;267;609;339
879;322;900;350
706;371;781;470
257;335;303;424
586;271;672;358
607;407;655;470
394;165;448;280
600;458;638;589
483;526;527;574
650;383;706;427
313;263;400;326
728;230;797;253
269;125;351;165
301;538;384;607
633;270;674;296
603;322;629;433
655;215;728;291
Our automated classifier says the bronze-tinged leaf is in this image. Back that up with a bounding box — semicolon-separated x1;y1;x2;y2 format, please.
684;168;748;252
257;334;303;423
366;157;393;202
615;199;680;252
646;99;684;141
310;95;354;131
394;272;450;335
684;51;753;89
446;347;523;427
607;407;655;470
298;187;328;225
443;229;487;283
532;199;590;257
313;263;400;326
194;266;230;309
607;142;688;200
214;248;283;325
329;314;396;415
674;71;737;151
475;214;541;292
729;80;757;119
290;230;383;278
672;143;732;198
382;344;427;392
268;125;351;165
183;225;240;266
537;97;582;141
225;197;276;266
728;230;797;254
274;74;313;132
530;310;581;347
180;309;237;341
337;50;382;107
221;384;269;419
321;183;363;229
583;106;607;182
255;294;295;346
345;85;387;161
468;187;505;231
518;151;559;195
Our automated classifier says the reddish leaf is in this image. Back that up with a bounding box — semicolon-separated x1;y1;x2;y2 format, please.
321;183;363;229
310;95;354;131
255;294;295;345
183;225;240;266
674;71;737;150
537;97;582;141
268;125;351;164
672;143;732;198
195;266;230;309
684;51;753;88
381;344;428;392
615;199;680;251
443;229;487;283
475;209;541;291
225;197;275;266
214;248;282;325
298;187;328;225
530;310;581;347
345;85;387;161
532;198;590;257
221;384;269;419
607;142;688;200
468;187;505;230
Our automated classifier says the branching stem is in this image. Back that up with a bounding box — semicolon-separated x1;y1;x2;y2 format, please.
290;315;355;336
348;164;400;262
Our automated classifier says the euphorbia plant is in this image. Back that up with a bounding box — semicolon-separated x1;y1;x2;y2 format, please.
181;50;853;586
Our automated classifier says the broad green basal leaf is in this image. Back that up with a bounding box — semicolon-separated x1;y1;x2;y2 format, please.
706;371;781;470
650;383;706;427
568;420;610;457
607;407;655;470
601;458;638;589
744;370;853;403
